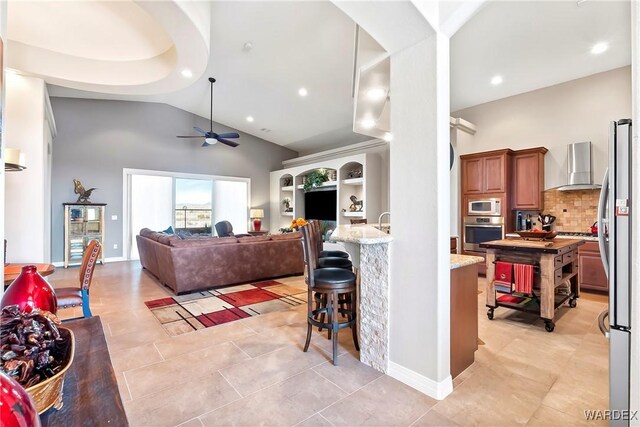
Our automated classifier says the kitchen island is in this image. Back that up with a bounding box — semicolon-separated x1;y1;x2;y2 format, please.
480;238;585;332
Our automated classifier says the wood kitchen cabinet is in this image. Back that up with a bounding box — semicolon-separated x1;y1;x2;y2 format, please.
578;241;608;292
460;149;513;195
512;147;548;210
451;237;458;254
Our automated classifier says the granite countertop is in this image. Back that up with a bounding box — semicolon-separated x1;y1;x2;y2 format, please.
329;224;393;244
506;232;598;242
481;238;585;254
450;254;484;270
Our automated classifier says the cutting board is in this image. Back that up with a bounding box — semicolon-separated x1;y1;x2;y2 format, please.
499;239;554;248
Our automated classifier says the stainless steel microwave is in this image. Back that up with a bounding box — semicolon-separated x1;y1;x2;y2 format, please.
468;198;501;216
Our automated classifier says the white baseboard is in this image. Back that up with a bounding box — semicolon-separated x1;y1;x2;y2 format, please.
387;361;453;400
52;257;128;268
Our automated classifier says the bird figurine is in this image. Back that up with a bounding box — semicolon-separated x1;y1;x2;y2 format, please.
73;179;97;203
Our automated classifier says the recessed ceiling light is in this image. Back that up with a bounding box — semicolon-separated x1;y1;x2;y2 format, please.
383;132;393;142
246;116;255;123
361;117;376;129
490;75;503;85
181;68;193;78
298;88;308;97
366;87;387;101
591;42;609;55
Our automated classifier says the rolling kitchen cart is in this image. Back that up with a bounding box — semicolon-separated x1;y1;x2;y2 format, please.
480;238;585;332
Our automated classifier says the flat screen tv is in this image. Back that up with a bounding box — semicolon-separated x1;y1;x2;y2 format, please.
304;189;337;221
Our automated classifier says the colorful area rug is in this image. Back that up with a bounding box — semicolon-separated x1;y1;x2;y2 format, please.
144;280;306;336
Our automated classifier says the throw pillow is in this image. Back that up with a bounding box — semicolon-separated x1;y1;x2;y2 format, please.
162;226;175;235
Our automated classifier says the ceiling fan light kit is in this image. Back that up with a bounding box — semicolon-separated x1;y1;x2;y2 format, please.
176;77;240;148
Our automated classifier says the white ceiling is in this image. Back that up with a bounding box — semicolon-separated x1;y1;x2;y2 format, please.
18;1;633;153
451;0;631;112
45;1;370;154
8;2;172;61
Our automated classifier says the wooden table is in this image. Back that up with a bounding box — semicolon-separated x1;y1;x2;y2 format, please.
480;238;585;332
4;263;56;285
247;230;269;236
40;317;128;426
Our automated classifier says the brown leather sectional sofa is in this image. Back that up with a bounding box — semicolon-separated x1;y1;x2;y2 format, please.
136;229;304;294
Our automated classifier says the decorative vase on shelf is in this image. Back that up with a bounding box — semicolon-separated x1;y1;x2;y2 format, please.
1;265;57;314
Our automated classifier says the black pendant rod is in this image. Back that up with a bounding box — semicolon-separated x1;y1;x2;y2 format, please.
209;77;215;132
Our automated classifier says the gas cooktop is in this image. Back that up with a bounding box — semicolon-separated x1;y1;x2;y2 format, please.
556;231;597;237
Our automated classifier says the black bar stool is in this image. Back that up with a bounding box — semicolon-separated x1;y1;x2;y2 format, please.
299;224;359;365
310;220;350;259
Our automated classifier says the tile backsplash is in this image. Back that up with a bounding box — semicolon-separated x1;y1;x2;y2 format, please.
543;188;600;232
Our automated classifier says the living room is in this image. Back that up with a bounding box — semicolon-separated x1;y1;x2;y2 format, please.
1;1;640;427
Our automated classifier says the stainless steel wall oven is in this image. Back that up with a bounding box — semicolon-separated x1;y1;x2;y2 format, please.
463;216;505;252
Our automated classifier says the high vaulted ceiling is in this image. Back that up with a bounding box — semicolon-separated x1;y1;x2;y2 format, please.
8;1;632;154
451;0;631;112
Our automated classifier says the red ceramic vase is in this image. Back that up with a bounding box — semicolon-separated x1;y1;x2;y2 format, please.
0;371;41;427
253;218;262;232
1;265;57;314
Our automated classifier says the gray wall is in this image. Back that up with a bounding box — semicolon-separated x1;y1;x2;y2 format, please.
51;98;297;262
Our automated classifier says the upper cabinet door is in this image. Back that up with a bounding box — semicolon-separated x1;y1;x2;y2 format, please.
512;148;547;210
462;158;484;194
483;155;506;193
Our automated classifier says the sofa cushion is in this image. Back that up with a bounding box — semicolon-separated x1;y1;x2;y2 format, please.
238;235;271;243
157;233;180;245
169;236;238;248
140;228;154;238
146;231;166;242
270;231;302;241
162;225;175;234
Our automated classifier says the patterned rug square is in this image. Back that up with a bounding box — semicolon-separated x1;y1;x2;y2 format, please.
216;288;281;307
144;280;305;336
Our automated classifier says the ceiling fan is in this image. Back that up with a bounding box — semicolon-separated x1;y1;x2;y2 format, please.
177;77;240;148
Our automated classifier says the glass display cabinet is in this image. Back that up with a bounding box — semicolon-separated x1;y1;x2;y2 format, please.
63;203;106;268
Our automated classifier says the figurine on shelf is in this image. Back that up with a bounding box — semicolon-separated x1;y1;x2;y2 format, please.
349;195;363;212
282;198;292;212
73;179;97;204
347;168;363;179
282;177;293;187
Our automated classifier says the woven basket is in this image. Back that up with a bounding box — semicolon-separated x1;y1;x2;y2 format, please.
26;328;75;414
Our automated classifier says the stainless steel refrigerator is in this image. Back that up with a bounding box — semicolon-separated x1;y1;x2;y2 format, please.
597;118;633;426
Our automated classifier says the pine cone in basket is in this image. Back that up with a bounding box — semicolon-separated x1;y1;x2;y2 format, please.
0;305;65;387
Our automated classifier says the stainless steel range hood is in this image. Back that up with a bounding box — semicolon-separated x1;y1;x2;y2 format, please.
556;141;602;191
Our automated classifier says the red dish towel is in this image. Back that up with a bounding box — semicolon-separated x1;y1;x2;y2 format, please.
494;261;513;290
514;263;534;294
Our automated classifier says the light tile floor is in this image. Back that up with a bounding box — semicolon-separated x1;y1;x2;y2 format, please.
51;262;609;426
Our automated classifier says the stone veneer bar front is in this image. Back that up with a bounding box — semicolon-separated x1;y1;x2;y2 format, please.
330;224;393;372
331;225;485;374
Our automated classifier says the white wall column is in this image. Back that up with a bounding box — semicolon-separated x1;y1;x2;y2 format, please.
387;31;453;399
4;73;51;263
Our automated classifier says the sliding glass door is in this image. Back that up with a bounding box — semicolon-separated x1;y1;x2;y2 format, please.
129;174;173;259
175;178;213;235
124;169;250;260
213;180;249;234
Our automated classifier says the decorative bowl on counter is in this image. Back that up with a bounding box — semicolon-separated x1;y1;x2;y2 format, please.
26;328;74;414
516;231;556;240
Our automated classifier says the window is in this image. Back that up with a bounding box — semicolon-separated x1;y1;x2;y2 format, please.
175;178;213;234
124;169;250;260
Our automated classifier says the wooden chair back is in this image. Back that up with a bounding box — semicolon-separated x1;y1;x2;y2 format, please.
350;219;367;224
79;240;101;291
299;224;318;288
